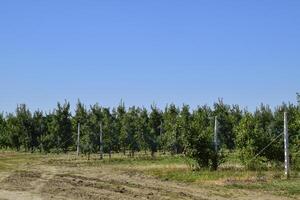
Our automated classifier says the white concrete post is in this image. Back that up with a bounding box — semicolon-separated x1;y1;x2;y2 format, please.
77;123;80;157
284;112;290;178
100;122;103;160
214;116;218;152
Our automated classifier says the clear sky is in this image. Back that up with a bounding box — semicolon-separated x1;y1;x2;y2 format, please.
0;0;299;113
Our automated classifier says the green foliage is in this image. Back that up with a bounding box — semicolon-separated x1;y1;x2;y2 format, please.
122;106;141;156
0;113;8;149
185;106;225;170
49;101;72;152
163;104;183;154
101;107;117;156
73;101;93;156
0;94;300;170
32;110;46;152
238;146;268;170
214;100;242;149
291;140;300;170
148;105;162;155
15;104;34;151
137;108;150;154
235;105;284;167
178;104;192;152
116;101;127;154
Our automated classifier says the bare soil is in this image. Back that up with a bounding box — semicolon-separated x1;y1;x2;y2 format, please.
0;154;298;200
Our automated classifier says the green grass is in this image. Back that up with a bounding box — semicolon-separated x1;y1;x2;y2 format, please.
100;154;186;165
44;153;187;168
227;177;300;196
147;168;250;182
0;151;43;171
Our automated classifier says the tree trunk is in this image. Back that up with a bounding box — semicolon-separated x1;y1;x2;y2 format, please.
151;150;156;158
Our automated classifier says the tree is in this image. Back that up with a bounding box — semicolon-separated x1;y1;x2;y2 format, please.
0;113;8;149
90;103;104;154
32;110;46;152
235;104;284;169
253;104;278;161
117;101;127;154
179;104;192;153
137;108;150;155
73;100;94;158
111;108;120;153
277;103;300;170
39;112;57;153
235;111;258;168
6;113;21;151
213;100;237;150
148;105;163;156
101;107;116;158
50;101;73;152
121;106;140;157
1;97;299;168
163;104;182;154
15;104;34;152
185;106;223;170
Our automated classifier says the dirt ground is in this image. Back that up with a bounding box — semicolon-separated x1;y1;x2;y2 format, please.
0;154;298;200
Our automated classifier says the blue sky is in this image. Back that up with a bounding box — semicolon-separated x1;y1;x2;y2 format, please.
0;0;299;113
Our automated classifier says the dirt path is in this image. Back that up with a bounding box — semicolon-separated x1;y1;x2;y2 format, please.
0;161;298;200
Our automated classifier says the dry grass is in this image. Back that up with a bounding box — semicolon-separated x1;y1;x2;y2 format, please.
0;151;299;200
